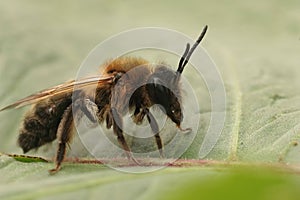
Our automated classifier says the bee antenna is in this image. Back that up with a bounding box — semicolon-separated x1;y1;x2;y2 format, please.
178;43;190;71
177;25;208;74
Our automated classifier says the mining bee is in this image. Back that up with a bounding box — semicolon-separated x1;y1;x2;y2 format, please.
0;25;208;173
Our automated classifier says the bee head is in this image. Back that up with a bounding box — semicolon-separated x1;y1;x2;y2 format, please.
147;25;208;127
147;66;183;126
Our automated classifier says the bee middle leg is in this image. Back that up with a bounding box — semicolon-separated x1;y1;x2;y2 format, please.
49;104;74;174
111;107;139;164
143;108;164;158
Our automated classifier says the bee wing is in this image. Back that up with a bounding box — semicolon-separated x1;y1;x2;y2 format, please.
0;75;114;111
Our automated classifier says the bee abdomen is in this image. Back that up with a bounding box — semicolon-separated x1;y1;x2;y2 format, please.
18;117;57;153
18;95;72;153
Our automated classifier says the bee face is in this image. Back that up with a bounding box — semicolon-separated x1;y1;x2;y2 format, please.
168;94;183;126
143;65;184;127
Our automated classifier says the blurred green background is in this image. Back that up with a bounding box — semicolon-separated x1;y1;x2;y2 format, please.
0;0;300;199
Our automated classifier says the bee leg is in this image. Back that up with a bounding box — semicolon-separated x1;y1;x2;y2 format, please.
111;108;139;165
133;108;146;124
49;105;74;174
74;98;98;123
144;108;164;158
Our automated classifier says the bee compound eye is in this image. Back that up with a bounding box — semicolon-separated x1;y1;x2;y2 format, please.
171;109;180;116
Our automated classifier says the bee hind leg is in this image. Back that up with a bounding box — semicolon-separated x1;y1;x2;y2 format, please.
73;98;99;123
49;104;74;174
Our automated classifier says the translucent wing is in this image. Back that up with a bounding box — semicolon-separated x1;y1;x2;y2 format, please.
0;75;114;111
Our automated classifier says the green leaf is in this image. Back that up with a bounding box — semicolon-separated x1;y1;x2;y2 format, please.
0;0;300;199
1;155;300;200
1;153;48;163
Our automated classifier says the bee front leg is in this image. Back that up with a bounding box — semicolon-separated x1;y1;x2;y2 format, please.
111;107;139;165
144;108;164;158
49;104;74;174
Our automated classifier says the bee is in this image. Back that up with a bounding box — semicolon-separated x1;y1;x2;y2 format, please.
0;25;208;173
